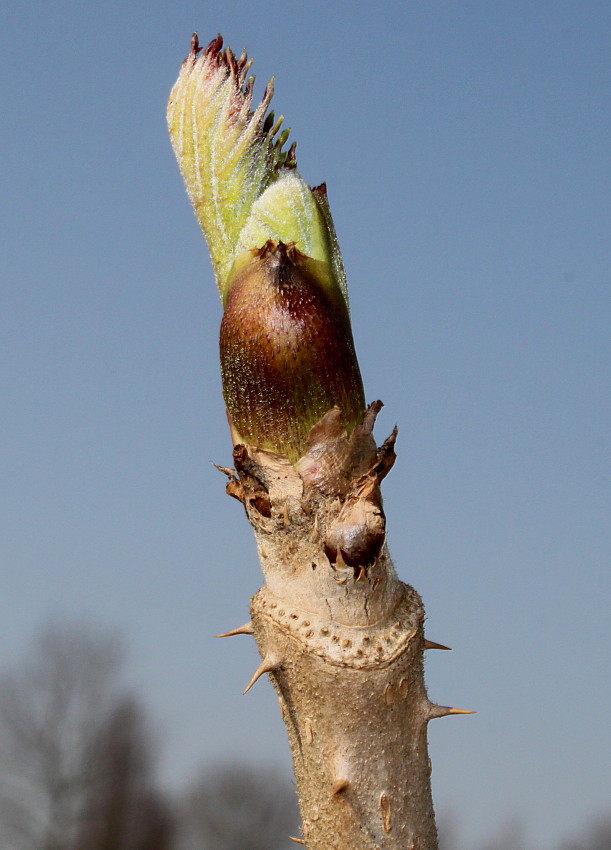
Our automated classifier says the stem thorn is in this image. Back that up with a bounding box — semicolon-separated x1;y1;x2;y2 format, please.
243;654;282;694
216;621;254;638
424;639;452;651
428;703;476;719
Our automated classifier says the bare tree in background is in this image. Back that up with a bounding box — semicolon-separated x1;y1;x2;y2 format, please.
437;816;527;850
438;813;611;850
476;820;529;850
0;624;172;850
559;817;611;850
177;763;299;850
77;697;174;850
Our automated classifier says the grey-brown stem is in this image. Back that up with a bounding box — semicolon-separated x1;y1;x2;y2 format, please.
221;404;444;850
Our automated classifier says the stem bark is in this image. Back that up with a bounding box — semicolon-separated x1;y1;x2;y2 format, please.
223;404;441;850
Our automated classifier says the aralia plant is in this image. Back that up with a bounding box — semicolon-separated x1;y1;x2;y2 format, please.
168;33;473;850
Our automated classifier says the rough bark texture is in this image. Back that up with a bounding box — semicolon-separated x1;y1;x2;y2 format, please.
220;403;452;850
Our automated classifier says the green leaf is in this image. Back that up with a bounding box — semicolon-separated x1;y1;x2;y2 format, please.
167;34;347;308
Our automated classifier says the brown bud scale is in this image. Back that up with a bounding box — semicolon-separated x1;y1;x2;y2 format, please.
220;241;365;461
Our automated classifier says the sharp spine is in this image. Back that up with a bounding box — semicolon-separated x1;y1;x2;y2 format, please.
243;654;282;694
424;639;452;651
216;621;254;638
428;703;476;719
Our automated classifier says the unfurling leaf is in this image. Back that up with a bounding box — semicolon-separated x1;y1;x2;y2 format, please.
168;34;365;459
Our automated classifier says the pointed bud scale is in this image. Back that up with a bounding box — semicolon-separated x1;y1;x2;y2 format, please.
220;240;365;461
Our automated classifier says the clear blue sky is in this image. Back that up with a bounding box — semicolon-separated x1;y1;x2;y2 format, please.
2;2;610;847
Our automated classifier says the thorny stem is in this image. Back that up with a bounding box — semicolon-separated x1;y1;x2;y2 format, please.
217;404;473;849
167;33;474;849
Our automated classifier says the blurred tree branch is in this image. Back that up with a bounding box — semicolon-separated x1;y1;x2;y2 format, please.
176;763;299;850
0;624;172;850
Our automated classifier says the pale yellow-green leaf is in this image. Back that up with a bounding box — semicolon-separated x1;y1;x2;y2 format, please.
167;37;282;293
232;172;349;309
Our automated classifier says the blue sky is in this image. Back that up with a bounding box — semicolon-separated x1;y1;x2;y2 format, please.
2;2;610;847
